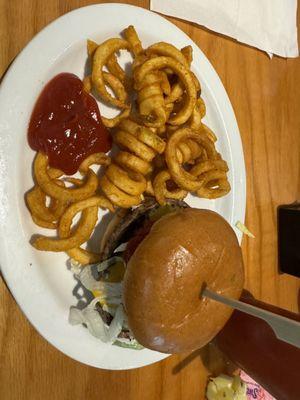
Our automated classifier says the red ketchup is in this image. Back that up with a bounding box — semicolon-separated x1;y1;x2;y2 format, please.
28;73;111;175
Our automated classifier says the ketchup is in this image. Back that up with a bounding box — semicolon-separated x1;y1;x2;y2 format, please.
28;73;111;175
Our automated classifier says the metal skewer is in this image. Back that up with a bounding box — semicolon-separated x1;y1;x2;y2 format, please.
203;288;300;349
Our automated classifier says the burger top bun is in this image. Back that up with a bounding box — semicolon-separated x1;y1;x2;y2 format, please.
123;208;244;354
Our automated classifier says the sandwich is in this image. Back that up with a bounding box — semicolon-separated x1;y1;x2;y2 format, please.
69;200;244;353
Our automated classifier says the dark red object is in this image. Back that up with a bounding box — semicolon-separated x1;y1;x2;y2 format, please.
278;203;300;278
216;293;300;400
28;73;111;175
124;220;154;263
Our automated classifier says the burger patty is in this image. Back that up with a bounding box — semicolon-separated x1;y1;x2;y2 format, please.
101;198;189;261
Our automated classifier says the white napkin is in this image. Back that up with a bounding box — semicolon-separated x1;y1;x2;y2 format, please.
150;0;299;58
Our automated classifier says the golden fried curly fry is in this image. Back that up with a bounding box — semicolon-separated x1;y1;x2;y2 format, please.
100;119;166;208
49;183;67;219
34;153;98;202
47;168;64;179
59;195;111;229
198;172;230;198
67;248;102;266
84;74;131;128
138;127;166;154
201;123;217;142
191;71;201;93
157;70;171;96
103;72;127;103
107;111;133;130
190;160;230;198
165;102;174;123
181;45;193;66
84;73;127;102
33;196;113;252
31;214;58;230
105;164;147;196
114;129;156;162
165;81;184;104
26;184;67;225
198;97;206;119
132;53;149;71
136;71;167;127
100;175;142;208
59;196;114;263
106;53;126;83
165;127;218;191
114;151;152;175
33;207;98;251
88;40;127;85
79;152;110;174
83;75;92;93
190;159;228;178
146;42;189;68
64;177;84;186
92;38;130;108
145;179;155;196
124;25;143;56
135;56;197;125
26;186;57;223
87;39;98;56
153;170;187;206
189;100;203;130
118;117;141;134
176;139;203;164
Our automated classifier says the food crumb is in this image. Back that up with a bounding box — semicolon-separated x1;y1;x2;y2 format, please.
235;221;255;238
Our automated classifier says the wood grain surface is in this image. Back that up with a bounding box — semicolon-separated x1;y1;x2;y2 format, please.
0;1;299;399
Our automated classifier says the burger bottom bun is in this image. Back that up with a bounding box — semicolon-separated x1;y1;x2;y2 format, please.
123;208;244;353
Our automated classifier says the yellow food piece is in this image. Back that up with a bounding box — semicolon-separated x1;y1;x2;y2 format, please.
124;25;143;56
92;261;126;309
235;221;255;238
206;375;247;400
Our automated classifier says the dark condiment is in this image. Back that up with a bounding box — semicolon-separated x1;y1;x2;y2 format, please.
216;292;300;400
28;73;111;175
278;203;300;278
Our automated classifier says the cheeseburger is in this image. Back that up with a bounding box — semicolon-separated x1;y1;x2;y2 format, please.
69;199;244;353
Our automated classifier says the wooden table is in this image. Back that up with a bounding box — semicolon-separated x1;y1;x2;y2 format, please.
0;1;299;399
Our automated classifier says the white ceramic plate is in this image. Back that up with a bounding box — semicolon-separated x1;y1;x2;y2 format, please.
0;3;246;370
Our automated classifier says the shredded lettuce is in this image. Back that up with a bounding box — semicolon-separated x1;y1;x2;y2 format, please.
70;258;83;275
69;299;124;343
69;256;144;350
77;262;123;303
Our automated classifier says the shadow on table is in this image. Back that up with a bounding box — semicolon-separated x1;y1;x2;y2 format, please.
172;341;237;376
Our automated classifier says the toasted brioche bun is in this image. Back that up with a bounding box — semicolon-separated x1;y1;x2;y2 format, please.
123;208;244;353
